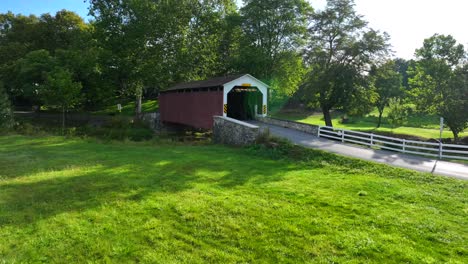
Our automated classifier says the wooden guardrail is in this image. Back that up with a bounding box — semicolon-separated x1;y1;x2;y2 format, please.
318;126;468;161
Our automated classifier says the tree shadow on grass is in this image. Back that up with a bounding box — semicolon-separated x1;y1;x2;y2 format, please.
0;137;292;227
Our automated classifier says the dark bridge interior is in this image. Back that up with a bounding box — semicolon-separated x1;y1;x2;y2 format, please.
227;86;262;120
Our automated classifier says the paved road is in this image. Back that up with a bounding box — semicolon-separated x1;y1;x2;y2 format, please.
251;121;468;180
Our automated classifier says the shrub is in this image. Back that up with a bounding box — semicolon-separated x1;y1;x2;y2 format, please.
83;118;154;141
0;83;14;130
14;122;38;135
387;98;409;128
14;116;154;142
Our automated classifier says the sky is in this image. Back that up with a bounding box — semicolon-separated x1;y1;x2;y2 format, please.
1;0;467;59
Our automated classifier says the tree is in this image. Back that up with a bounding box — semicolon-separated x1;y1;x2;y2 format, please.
11;48;84;131
304;0;390;127
179;0;239;80
0;10;101;110
370;60;402;128
408;34;467;141
386;98;408;129
238;0;312;96
394;58;411;91
40;68;82;133
13;49;55;107
89;0;149;117
36;10;89;53
0;13;41;105
89;0;239;117
443;66;468;141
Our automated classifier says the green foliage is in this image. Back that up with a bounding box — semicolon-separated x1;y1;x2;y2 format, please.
2;2;466;141
94;100;159;116
370;60;403;127
89;0;240;115
443;66;468;140
0;83;13;130
386;98;409;128
304;0;390;127
13;49;55;105
0;135;466;262
409;34;468;141
35;10;90;53
394;58;411;91
0;10;105;110
415;34;465;66
12;50;83;132
344;84;378;117
91;118;154;141
14;116;154;141
238;0;312;95
40;68;82;110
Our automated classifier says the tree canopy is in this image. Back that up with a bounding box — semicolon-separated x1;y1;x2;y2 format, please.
303;0;390;127
409;34;468;141
370;60;403;128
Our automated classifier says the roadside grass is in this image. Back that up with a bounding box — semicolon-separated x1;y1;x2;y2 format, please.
93;100;158;116
0;135;467;263
273;109;468;140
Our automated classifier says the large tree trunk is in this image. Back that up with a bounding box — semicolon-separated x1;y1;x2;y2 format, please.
322;107;333;127
452;130;459;143
377;109;384;128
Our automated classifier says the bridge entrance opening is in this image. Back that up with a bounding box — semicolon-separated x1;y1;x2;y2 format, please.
227;86;263;120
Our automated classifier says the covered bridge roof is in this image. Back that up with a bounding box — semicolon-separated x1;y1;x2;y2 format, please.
164;74;247;92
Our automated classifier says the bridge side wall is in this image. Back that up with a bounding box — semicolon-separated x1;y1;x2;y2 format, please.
159;90;223;129
213;116;260;146
256;116;319;136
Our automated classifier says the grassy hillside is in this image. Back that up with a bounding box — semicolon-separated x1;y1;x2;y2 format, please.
93;100;158;116
0;135;466;263
273;109;468;140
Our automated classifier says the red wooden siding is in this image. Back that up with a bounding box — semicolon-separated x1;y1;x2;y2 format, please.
159;90;223;129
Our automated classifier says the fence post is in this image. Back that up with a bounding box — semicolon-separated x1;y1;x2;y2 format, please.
317;126;321;137
402;139;406;153
370;133;374;147
439;142;443;159
341;129;345;143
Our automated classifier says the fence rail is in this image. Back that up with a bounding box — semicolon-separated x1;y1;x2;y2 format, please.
317;126;468;161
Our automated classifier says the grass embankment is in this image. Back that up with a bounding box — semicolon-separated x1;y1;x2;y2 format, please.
0;135;466;263
273;109;468;140
93;100;158;116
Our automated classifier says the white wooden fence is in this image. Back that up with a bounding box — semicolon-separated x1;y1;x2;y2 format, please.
317;126;468;161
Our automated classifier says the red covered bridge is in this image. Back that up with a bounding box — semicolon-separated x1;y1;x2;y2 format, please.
159;74;269;129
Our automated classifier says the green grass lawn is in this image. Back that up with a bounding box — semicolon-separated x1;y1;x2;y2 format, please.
273;109;468;140
93;100;159;116
0;135;467;263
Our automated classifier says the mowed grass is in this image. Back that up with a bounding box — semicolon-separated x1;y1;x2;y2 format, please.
273;109;468;140
0;135;467;263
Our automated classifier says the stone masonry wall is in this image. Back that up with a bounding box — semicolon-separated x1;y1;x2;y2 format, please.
141;112;162;132
256;116;319;136
213;116;260;146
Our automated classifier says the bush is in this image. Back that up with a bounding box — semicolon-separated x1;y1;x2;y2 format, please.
14;116;154;142
250;135;309;160
14;122;39;135
387;98;409;128
76;117;154;141
0;83;14;130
